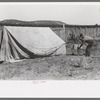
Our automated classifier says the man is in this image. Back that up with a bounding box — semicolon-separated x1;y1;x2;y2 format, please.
77;33;94;56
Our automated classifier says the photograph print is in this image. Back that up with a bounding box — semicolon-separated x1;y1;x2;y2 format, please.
0;3;100;80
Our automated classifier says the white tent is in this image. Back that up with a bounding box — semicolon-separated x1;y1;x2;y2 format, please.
0;26;66;62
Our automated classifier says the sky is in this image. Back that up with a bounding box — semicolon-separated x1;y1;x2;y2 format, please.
0;3;100;25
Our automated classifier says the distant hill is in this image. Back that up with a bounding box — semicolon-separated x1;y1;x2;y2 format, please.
0;19;99;28
0;19;67;27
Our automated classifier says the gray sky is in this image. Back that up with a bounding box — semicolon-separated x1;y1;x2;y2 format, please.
0;3;100;25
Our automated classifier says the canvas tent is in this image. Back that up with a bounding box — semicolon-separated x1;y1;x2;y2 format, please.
0;26;66;63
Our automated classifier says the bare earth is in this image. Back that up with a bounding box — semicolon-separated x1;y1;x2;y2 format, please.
0;55;100;80
0;40;100;80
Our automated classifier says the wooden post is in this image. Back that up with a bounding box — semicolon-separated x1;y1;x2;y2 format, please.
63;24;67;54
63;24;66;42
3;26;7;63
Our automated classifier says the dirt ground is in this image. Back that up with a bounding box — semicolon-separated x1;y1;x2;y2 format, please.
0;55;100;80
0;40;100;80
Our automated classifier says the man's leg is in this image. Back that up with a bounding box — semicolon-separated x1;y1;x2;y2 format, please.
86;44;92;56
86;44;89;56
71;44;74;55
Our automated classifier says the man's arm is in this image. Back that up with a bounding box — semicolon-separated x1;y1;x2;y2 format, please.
78;40;85;50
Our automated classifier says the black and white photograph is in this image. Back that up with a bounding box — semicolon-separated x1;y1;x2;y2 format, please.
0;2;100;80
